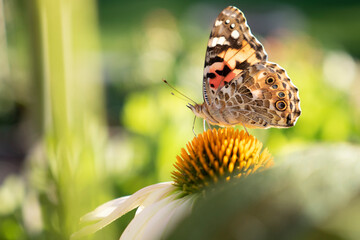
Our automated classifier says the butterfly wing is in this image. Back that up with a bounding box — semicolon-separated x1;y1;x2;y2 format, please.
203;6;267;105
212;63;301;128
196;6;301;128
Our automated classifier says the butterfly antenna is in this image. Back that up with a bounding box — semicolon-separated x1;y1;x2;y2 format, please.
170;92;193;103
163;79;197;105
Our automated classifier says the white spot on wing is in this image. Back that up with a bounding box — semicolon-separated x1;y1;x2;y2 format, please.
209;36;229;47
215;20;222;26
231;30;240;39
251;89;262;98
217;36;226;45
210;38;217;47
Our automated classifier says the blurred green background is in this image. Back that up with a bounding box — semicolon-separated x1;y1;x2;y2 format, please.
0;0;359;239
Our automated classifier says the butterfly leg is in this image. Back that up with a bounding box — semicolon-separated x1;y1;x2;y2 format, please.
203;119;207;132
206;121;212;130
192;116;197;136
241;122;249;136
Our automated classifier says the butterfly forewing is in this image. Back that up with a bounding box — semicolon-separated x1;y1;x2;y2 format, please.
203;6;268;105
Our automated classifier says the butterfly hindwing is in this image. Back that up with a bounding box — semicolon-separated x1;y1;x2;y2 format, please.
203;6;268;105
212;63;300;128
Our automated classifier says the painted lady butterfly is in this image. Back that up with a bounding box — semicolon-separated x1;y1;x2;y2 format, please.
187;6;301;129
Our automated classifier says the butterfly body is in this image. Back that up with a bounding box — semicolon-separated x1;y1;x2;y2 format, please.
190;6;301;129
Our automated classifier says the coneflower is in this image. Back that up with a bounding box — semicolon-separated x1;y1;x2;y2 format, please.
71;128;273;240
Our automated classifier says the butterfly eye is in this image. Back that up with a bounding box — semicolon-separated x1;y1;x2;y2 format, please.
275;100;287;111
265;77;275;85
277;91;286;98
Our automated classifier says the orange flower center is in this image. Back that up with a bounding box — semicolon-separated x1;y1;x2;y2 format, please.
172;128;273;194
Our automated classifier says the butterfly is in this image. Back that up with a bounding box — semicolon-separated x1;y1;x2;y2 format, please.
187;6;301;129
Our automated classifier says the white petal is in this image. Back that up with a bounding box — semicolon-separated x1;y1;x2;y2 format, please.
161;194;198;237
120;192;183;240
135;183;177;215
81;196;130;222
71;182;174;239
141;194;197;240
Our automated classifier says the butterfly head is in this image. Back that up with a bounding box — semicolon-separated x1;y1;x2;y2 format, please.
187;103;220;126
187;103;204;118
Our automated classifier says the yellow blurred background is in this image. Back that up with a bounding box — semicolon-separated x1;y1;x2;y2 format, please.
0;0;359;239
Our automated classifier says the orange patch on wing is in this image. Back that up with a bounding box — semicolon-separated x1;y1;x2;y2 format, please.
222;71;237;84
246;54;258;65
224;41;256;65
207;41;258;90
233;69;243;75
209;75;224;89
208;62;225;89
217;51;226;58
210;62;224;71
224;48;242;69
208;63;239;90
